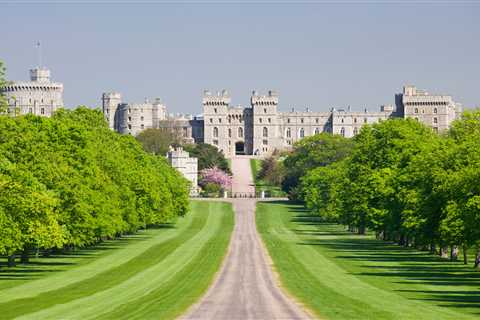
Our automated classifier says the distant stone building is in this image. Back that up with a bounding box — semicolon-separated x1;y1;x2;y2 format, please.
1;68;63;116
166;146;198;196
104;84;462;157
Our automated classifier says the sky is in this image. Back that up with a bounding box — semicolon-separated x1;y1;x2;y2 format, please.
1;1;479;114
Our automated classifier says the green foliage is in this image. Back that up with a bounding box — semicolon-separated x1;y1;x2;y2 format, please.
184;143;231;173
282;133;354;200
295;114;480;265
0;60;7;112
0;108;189;257
136;128;182;155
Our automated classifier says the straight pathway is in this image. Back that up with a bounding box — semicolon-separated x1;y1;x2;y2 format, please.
182;156;310;319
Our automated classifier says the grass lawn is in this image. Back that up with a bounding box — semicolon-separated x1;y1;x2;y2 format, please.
0;201;234;320
250;158;286;197
256;201;480;320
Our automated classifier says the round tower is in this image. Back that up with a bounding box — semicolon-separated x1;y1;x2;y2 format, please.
102;92;122;130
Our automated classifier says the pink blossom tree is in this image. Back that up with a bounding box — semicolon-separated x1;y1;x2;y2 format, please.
199;167;232;190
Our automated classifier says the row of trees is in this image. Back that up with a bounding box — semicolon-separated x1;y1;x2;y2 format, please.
0;107;190;265
284;114;480;266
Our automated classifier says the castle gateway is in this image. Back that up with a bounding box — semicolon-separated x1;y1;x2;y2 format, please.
103;85;462;157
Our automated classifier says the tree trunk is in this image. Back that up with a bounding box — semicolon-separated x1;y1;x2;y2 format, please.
450;246;459;261
7;255;16;267
20;249;30;264
474;249;480;269
463;245;468;265
440;246;449;259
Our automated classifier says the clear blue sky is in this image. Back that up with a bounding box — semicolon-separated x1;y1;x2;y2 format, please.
1;2;479;113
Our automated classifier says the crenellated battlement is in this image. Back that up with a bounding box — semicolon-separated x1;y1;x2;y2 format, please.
202;89;231;106
250;90;279;106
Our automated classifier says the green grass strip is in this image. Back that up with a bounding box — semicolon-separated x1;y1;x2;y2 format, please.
0;213;193;297
256;201;477;320
17;201;233;320
0;203;207;319
99;201;234;319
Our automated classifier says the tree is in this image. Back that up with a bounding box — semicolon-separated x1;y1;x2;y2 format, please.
136;127;182;155
0;60;8;112
282;133;354;200
184;143;231;173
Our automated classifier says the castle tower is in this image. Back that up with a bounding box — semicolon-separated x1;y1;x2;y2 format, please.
30;68;51;82
102;92;122;130
251;90;279;156
202;89;231;154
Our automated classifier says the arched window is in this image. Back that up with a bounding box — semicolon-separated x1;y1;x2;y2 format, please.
340;127;345;137
314;128;320;135
414;108;419;114
434;108;438;114
238;127;243;138
263;127;268;137
299;128;305;138
228;128;232;138
213;127;219;138
353;127;358;136
286;128;291;138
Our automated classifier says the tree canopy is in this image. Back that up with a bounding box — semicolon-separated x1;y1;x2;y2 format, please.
0;107;189;261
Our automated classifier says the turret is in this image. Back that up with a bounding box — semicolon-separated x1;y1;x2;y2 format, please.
102;92;122;130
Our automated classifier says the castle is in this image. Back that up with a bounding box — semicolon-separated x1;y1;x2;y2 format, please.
2;68;63;116
103;85;462;157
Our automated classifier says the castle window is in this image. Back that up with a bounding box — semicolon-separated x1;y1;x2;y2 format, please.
268;118;271;123
219;118;222;123
286;128;291;138
353;127;358;136
141;124;145;130
314;128;320;135
238;127;243;138
287;118;290;123
301;118;304;123
259;118;262;123
340;127;345;137
140;116;144;121
299;128;305;138
354;118;357;123
210;118;213;123
315;118;319;123
263;139;268;145
341;118;344;123
213;127;219;138
414;108;418;114
264;108;267;113
433;117;438;124
128;117;132;122
41;108;45;115
214;108;217;113
228;128;232;138
263;127;268;137
128;108;131;114
364;118;368;124
128;124;132;130
434;108;438;114
213;140;218;145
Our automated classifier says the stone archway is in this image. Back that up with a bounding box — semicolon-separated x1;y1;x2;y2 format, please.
235;141;245;155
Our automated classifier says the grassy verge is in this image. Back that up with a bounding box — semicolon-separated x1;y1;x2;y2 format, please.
0;201;234;320
256;201;480;320
250;158;286;197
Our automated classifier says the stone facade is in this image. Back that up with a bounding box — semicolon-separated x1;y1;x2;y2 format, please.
166;146;198;196
105;84;462;157
1;68;63;116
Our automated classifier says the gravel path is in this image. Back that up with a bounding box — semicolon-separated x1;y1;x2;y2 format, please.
182;157;310;320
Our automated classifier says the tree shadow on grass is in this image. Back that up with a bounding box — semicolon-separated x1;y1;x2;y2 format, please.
287;210;480;314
